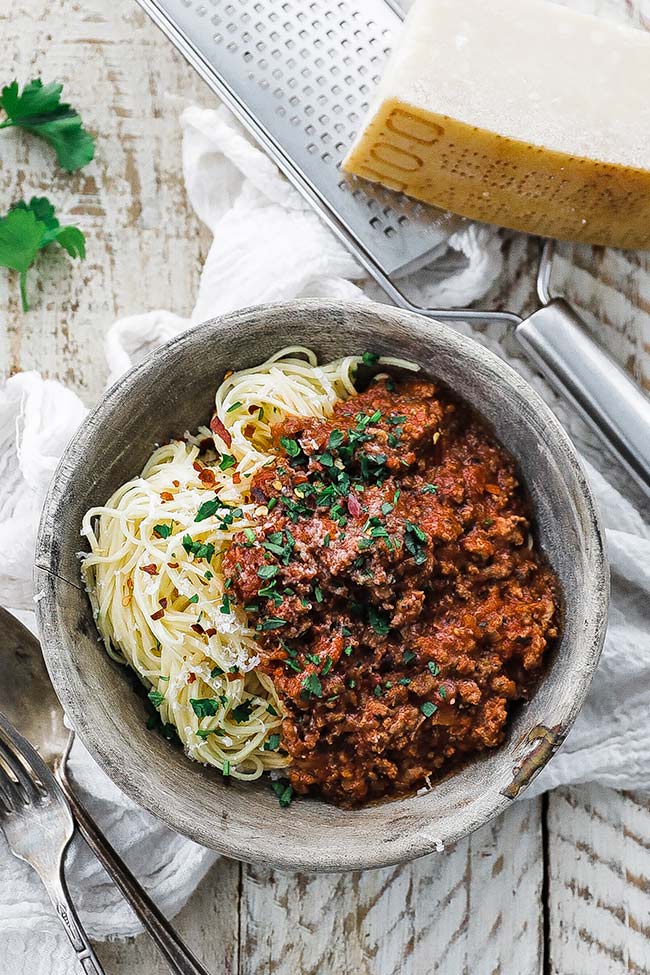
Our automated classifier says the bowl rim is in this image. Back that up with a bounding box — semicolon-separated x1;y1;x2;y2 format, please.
34;298;609;870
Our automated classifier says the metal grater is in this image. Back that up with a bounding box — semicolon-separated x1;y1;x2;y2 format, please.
137;0;650;496
136;0;470;298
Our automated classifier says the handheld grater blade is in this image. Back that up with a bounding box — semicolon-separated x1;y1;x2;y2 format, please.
135;0;467;284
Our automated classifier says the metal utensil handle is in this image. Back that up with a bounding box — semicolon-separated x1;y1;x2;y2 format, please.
47;870;105;974
516;298;650;497
56;772;212;975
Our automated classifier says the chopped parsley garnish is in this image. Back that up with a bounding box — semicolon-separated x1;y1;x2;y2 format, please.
368;606;390;636
280;436;301;457
226;401;242;412
321;655;333;676
439;686;447;699
210;665;224;678
231;700;254;723
404;521;428;565
257;617;287;631
195;498;220;522
267;704;279;717
219;594;231;614
272;780;294;808
258;564;279;579
427;661;440;676
196;728;225;739
399;678;411;686
153;523;172;539
421;483;438;495
219;454;236;471
191;698;221;718
188;594;199;604
362;351;379;366
421;702;438;718
373;686;383;698
328;429;344;449
344;645;354;656
222;760;231;777
403;649;417;664
147;689;165;708
263;733;281;751
244;528;256;545
302;673;323;698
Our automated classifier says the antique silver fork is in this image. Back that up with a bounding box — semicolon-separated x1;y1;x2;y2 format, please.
0;711;105;974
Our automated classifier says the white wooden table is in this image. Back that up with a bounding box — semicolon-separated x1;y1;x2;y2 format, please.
3;1;650;972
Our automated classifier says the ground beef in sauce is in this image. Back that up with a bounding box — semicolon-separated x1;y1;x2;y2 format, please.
223;376;559;807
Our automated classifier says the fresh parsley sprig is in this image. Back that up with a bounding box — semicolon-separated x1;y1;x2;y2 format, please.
0;79;95;172
0;197;86;311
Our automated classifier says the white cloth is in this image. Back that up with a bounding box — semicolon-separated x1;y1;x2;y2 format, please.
2;94;650;964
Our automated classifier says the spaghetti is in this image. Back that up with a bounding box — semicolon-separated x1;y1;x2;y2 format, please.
81;347;413;781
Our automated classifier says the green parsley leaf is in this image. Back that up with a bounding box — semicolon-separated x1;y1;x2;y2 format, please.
427;661;440;676
153;523;172;539
421;484;438;495
280;436;301;458
257;564;279;579
302;672;323;698
0;198;86;311
188;594;199;604
257;616;287;631
368;606;390;636
226;401;242;413
263;733;281;751
244;527;256;545
328;429;345;449
399;677;411;686
219;454;236;471
362;351;379;366
195;498;220;522
403;649;417;664
196;727;225;739
147;689;165;708
222;760;231;777
191;698;221;718
0;79;95;171
272;780;294;808
210;665;224;678
421;701;438;718
231;700;254;723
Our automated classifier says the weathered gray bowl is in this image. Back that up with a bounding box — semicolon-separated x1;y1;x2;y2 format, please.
35;299;608;871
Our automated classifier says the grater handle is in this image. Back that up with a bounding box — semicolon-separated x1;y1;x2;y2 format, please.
515;298;650;498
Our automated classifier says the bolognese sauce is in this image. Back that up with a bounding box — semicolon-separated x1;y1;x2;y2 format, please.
223;375;558;807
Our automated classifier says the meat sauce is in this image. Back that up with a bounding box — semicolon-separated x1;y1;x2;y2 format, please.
223;376;559;807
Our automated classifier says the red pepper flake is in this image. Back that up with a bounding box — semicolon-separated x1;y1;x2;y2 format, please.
243;423;255;439
159;597;168;609
150;609;165;621
186;672;196;683
191;623;204;634
347;493;362;517
232;471;241;485
210;414;232;448
160;491;174;502
247;404;258;414
172;479;180;488
205;628;217;637
226;672;243;682
167;562;179;569
193;461;203;473
198;468;216;486
127;578;134;590
141;563;158;576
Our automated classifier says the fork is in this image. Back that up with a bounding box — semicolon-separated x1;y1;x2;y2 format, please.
0;712;105;974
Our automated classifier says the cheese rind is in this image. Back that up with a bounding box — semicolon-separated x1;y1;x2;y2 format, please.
343;0;650;249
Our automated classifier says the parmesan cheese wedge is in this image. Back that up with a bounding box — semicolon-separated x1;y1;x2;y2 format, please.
343;0;650;249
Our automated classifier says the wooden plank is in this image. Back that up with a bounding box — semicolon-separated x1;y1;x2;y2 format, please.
239;798;543;975
93;856;241;975
0;0;214;399
547;786;650;975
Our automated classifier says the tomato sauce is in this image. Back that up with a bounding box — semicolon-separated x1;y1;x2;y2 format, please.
224;376;559;807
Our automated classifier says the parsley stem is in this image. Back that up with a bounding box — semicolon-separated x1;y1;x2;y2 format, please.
19;270;29;312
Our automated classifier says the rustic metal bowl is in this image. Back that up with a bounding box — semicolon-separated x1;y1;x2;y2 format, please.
34;299;608;871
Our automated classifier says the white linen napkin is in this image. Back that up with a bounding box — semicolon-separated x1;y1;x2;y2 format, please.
2;90;650;970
